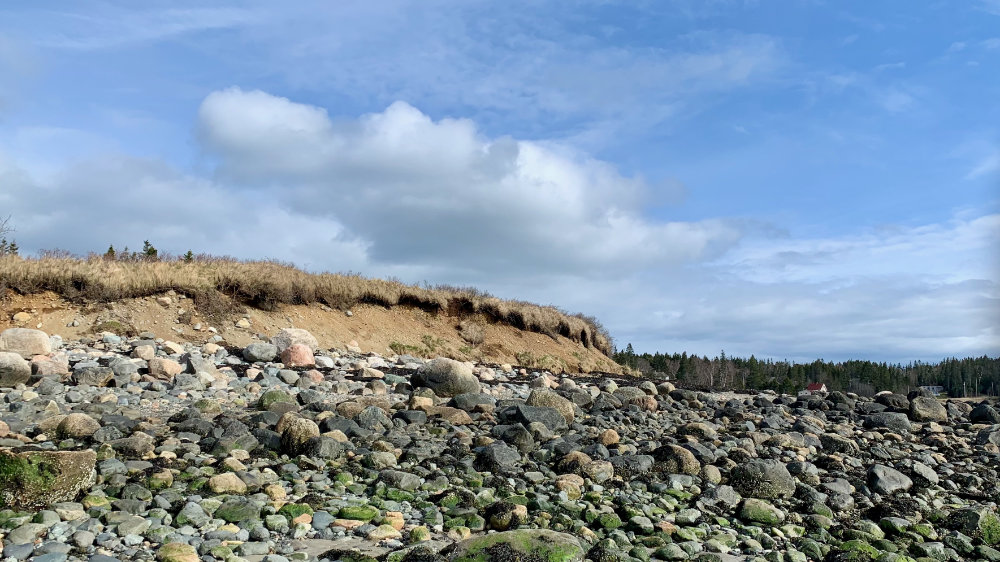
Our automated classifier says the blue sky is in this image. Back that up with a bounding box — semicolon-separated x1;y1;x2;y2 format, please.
0;1;997;362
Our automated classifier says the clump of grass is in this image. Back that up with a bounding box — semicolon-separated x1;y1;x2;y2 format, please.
0;254;613;355
458;320;484;346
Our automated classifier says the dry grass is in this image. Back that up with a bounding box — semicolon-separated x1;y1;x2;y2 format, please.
0;255;613;355
458;320;485;346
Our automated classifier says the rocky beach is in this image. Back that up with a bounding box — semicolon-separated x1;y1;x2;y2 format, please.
0;326;997;562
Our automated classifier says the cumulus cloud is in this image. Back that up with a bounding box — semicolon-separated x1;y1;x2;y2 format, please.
0;152;371;271
197;88;742;274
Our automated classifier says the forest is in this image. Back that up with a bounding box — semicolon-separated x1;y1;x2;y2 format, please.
612;344;1000;398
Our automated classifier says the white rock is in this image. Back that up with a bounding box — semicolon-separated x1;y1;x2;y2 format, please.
0;328;52;358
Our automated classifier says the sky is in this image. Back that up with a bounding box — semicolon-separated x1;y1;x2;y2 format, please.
0;1;997;363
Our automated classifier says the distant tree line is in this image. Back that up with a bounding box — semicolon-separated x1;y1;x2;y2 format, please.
613;344;1000;397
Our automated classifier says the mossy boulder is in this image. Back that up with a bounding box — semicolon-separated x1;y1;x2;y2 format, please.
445;529;585;562
338;505;379;521
157;542;199;562
278;503;314;521
831;539;881;562
215;498;260;523
739;498;786;525
0;449;96;509
949;507;1000;546
259;389;295;411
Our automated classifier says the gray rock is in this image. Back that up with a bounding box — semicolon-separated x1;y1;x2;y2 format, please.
730;459;796;499
909;396;948;422
868;464;913;494
497;403;567;433
72;366;114;387
971;403;1000;424
413;357;480;397
864;412;912;433
244;342;279;363
379;470;421;492
474;442;522;471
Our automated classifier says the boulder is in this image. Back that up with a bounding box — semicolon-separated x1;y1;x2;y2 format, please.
863;412;912;434
157;543;199;562
0;328;51;358
868;464;913;495
0;449;97;509
0;352;31;387
271;328;319;352
56;413;101;440
909;396;947;422
72;366;114;387
474;442;522;472
243;342;279;363
280;344;315;368
730;459;796;499
280;416;320;455
445;529;585;562
148;358;184;380
526;389;575;423
948;507;1000;546
413;357;480;397
653;444;701;475
30;354;69;377
497;404;567;433
970;403;1000;424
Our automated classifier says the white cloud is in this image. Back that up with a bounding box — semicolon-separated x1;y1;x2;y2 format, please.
980;0;1000;15
0;152;371;271
611;214;1000;361
27;6;260;50
878;89;916;113
198;88;743;274
966;150;1000;179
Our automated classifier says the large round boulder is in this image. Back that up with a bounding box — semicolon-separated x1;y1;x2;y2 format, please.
413;357;480;397
56;413;101;440
270;328;319;352
0;328;52;358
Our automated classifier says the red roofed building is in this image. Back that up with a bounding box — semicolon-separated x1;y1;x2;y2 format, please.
805;383;827;393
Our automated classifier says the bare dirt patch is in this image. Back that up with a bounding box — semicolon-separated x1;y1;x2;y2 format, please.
0;291;621;374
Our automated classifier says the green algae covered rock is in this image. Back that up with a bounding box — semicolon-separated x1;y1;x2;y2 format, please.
0;448;96;509
446;529;585;562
